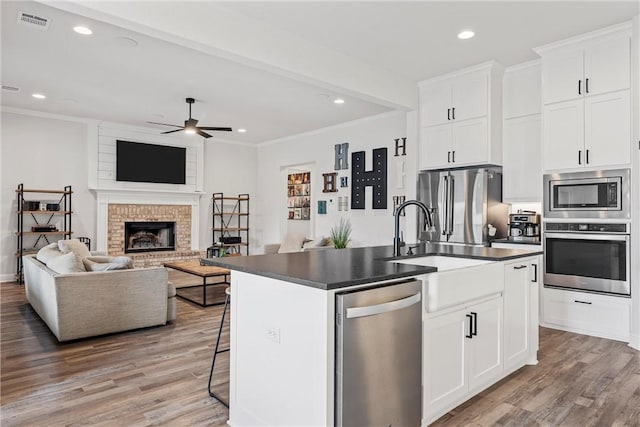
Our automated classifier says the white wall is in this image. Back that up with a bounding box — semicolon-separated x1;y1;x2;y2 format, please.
200;140;258;252
1;112;95;281
255;111;416;249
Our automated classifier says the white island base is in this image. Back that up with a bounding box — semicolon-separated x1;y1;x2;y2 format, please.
226;255;541;426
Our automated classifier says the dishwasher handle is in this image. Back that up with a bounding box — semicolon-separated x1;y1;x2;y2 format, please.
346;292;421;319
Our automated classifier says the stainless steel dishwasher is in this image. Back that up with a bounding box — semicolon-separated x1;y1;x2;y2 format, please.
335;279;422;427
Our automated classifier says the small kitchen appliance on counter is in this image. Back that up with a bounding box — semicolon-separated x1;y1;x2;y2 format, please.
508;211;540;243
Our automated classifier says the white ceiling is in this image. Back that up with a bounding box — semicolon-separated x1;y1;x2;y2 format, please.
1;1;638;144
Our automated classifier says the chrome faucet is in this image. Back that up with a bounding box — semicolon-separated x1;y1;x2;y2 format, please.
393;200;434;257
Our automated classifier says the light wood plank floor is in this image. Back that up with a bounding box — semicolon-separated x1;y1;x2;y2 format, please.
2;282;639;426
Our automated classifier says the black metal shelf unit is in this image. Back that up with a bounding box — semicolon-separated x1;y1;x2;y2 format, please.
15;184;72;283
212;193;249;256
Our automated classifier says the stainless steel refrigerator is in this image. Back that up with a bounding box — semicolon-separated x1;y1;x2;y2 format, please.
417;166;508;245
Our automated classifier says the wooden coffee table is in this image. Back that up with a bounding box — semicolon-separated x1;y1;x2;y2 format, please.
164;260;230;307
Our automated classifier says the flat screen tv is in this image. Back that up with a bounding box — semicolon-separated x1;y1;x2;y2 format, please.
116;140;186;185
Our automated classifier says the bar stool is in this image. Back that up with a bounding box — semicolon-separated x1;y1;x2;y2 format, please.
208;286;231;407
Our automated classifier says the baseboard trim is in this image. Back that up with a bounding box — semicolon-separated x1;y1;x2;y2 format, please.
0;273;17;283
628;334;640;351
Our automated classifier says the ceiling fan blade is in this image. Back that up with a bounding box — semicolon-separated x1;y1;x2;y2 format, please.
161;129;185;134
147;121;183;128
199;127;233;131
197;130;213;138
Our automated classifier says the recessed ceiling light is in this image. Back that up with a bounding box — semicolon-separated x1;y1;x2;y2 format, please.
73;26;93;35
334;98;345;104
458;30;475;40
32;93;46;99
237;129;247;133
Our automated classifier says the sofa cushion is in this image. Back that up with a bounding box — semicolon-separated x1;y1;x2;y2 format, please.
36;243;63;264
278;232;307;253
83;256;133;271
58;239;91;259
46;251;86;274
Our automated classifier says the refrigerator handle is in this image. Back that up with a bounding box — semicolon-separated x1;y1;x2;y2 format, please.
345;292;422;319
440;175;449;235
447;175;455;235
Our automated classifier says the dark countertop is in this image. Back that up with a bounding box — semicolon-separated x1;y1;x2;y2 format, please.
491;238;541;245
201;243;542;291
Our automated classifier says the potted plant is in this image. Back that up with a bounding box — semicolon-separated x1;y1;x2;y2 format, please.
330;218;352;249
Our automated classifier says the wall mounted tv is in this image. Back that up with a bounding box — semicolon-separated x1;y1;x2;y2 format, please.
116;140;186;185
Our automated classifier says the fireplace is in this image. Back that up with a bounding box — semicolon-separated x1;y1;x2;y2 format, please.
124;221;176;253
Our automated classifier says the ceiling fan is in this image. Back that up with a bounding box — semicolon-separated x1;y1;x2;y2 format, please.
148;97;232;138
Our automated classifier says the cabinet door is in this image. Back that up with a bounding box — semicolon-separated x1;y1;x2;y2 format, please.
529;258;540;357
542;49;584;104
467;297;503;392
420;124;452;170
584;35;630;96
543;99;584;171
503;115;542;202
451;118;488;167
584;90;631;168
423;309;468;419
503;63;542;119
421;82;452;126
503;262;530;372
452;72;488;121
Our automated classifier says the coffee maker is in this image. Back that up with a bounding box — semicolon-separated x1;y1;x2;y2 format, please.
508;212;540;243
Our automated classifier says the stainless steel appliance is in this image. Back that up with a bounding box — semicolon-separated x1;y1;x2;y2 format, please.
508;212;540;243
417;167;508;245
544;222;630;296
544;169;630;219
335;280;422;426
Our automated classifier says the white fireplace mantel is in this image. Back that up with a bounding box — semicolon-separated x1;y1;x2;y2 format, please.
93;188;204;252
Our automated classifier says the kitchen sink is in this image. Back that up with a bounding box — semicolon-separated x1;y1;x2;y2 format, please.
390;255;493;271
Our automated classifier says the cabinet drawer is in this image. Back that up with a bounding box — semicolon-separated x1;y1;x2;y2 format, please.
542;287;630;341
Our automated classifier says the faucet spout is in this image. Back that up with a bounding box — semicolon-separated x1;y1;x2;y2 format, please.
393;200;433;257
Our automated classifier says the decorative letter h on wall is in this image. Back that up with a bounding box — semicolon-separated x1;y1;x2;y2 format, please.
334;143;349;170
351;148;388;209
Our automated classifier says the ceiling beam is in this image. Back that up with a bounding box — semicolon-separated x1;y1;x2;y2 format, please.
42;1;418;111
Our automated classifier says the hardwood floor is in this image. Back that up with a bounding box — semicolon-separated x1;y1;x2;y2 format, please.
2;281;639;426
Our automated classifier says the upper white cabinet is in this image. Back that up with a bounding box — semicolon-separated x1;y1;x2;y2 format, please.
419;61;503;170
502;61;542;203
536;22;631;171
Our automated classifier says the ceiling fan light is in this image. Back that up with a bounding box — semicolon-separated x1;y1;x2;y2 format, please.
185;127;196;135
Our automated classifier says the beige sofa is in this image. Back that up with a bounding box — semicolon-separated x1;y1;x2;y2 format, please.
23;254;176;342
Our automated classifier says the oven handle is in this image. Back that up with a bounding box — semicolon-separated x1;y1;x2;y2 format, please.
545;232;629;241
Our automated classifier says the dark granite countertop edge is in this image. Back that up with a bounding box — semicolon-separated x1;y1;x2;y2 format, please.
202;257;438;290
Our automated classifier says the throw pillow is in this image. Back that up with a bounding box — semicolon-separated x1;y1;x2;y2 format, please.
278;232;307;253
46;251;86;274
83;256;133;271
36;242;63;263
58;239;91;259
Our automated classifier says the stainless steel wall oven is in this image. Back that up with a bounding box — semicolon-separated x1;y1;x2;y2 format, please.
544;222;630;296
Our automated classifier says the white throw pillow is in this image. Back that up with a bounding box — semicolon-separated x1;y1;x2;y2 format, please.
58;239;91;259
36;243;63;263
278;232;307;253
83;256;133;271
46;251;86;274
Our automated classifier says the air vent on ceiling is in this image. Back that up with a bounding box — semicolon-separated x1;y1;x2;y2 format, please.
2;85;20;93
17;11;50;30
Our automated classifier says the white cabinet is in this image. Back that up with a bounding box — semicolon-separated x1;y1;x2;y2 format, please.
543;90;630;170
536;23;631;171
419;61;503;170
541;31;630;104
423;296;503;422
541;287;630;342
503;257;540;373
502;60;542;202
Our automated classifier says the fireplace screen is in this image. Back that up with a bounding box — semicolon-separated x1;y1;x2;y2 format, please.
124;221;176;253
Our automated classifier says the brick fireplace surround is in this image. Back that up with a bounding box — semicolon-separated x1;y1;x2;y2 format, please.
95;190;204;268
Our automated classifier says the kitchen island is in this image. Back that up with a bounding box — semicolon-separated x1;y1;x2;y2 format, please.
203;243;542;426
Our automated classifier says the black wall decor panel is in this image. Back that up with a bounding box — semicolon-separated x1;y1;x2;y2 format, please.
351;148;387;210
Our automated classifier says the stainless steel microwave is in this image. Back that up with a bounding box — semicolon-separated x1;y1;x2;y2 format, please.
544;169;630;219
